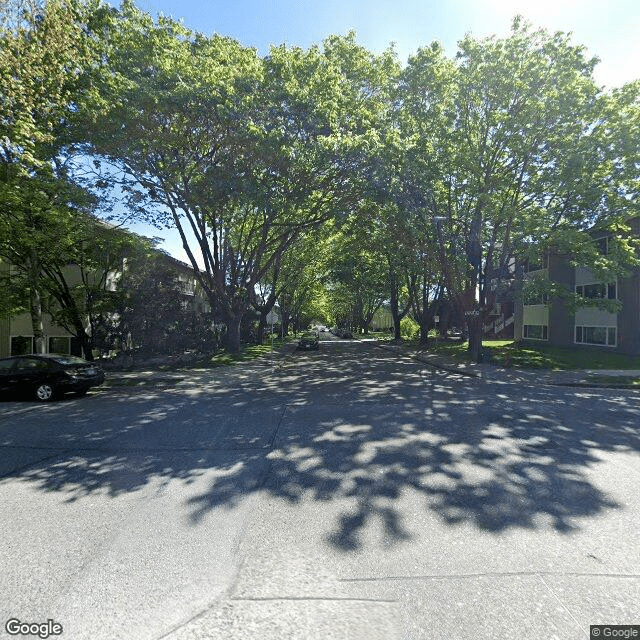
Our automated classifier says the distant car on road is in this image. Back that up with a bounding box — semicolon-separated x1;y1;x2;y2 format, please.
297;332;320;351
0;354;105;402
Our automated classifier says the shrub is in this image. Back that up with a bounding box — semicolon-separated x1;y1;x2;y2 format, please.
400;316;420;340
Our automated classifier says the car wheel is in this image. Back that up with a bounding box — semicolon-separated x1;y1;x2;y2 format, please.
35;383;55;402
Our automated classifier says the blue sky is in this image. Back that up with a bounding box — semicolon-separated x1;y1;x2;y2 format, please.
113;0;640;261
128;0;640;88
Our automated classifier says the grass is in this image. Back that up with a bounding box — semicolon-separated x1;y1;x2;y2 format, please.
485;342;640;370
104;338;290;380
407;338;640;371
205;338;288;368
585;375;640;386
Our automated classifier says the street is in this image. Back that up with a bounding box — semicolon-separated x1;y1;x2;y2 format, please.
1;338;639;639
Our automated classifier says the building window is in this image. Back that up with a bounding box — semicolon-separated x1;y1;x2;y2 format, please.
575;325;616;347
575;282;617;300
596;236;610;255
11;336;33;355
523;324;548;340
524;293;549;305
49;336;70;354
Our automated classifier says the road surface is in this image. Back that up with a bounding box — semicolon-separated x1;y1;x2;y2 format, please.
1;338;639;639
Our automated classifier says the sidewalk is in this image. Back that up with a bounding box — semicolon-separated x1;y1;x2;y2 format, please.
377;341;640;388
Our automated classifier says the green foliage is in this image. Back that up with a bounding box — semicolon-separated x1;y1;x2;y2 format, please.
4;1;639;361
399;316;420;340
82;7;395;350
0;0;94;168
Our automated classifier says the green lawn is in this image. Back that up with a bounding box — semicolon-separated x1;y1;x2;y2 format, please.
586;375;640;386
205;338;288;368
414;339;640;370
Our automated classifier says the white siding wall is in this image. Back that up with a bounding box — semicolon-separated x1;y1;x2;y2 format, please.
522;305;549;326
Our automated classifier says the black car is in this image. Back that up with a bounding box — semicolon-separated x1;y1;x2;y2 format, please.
0;354;105;401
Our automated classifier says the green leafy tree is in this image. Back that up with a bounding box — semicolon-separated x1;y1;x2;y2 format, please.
0;0;109;352
399;19;638;361
41;218;156;359
324;224;387;333
84;6;383;352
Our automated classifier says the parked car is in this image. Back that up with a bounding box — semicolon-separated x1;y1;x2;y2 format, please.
297;332;320;350
0;354;105;402
340;330;353;339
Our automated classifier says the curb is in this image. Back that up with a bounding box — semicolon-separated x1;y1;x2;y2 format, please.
550;381;640;390
103;341;298;387
376;342;640;389
376;343;482;379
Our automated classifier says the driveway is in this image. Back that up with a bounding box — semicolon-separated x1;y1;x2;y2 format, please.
1;339;638;639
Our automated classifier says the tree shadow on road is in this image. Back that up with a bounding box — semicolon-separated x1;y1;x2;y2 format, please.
1;345;639;552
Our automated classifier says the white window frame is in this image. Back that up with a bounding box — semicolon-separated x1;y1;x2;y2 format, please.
575;325;617;347
523;324;548;341
575;280;617;301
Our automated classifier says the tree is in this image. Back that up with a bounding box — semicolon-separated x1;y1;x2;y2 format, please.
398;19;637;361
0;0;95;169
0;0;107;352
41;218;156;359
112;254;207;356
83;5;385;352
0;170;97;353
323;224;387;333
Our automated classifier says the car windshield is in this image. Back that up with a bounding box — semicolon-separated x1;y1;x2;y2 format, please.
47;355;88;366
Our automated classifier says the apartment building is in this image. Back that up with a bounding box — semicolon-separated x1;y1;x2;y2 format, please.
514;219;640;356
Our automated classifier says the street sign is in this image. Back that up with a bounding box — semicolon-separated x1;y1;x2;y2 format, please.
434;316;439;323
465;310;480;317
266;310;279;324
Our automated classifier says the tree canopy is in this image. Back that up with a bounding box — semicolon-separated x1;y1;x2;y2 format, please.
3;1;639;357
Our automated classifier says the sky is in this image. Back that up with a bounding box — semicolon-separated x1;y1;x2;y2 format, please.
114;0;640;261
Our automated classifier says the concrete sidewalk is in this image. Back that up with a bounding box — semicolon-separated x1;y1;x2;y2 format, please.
377;342;640;388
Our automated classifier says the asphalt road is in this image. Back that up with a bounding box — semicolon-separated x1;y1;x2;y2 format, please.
1;338;639;639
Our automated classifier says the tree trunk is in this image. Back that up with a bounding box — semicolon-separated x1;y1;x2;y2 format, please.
256;315;267;345
419;319;429;345
282;317;290;337
28;252;45;354
419;280;429;346
78;329;94;361
390;277;402;341
467;313;483;363
226;315;243;354
29;286;46;354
